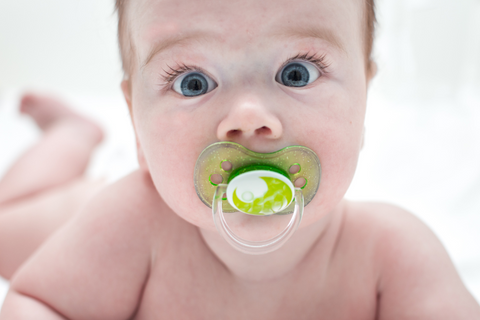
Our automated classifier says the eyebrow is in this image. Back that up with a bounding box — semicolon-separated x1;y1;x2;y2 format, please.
142;32;215;68
142;25;345;69
271;25;346;54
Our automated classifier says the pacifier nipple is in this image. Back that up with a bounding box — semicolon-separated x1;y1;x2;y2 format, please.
194;142;321;255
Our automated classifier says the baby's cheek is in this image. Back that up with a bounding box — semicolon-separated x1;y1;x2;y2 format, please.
140;108;216;224
300;110;362;213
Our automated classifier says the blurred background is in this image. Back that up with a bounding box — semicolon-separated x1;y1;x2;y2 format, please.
1;0;480;305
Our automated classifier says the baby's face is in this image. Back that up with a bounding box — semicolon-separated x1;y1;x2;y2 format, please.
124;0;370;232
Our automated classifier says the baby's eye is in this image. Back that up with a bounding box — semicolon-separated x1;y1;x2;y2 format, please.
173;72;217;97
276;61;320;87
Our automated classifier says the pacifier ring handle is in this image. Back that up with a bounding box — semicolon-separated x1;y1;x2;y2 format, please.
212;185;304;255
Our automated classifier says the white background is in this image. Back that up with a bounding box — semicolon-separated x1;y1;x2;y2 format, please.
1;0;480;305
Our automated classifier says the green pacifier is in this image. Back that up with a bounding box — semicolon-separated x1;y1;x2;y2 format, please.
194;142;321;255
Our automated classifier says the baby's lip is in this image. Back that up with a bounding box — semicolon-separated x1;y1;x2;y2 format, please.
216;140;296;154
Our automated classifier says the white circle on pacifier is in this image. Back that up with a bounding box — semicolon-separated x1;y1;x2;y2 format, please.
226;170;295;215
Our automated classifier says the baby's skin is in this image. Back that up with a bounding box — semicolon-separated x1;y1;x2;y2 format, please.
2;0;480;318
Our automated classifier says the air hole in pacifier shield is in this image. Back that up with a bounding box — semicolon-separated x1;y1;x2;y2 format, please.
294;177;307;189
289;163;301;174
209;174;223;186
221;160;233;172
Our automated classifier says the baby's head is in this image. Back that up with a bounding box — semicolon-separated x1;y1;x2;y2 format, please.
117;0;376;234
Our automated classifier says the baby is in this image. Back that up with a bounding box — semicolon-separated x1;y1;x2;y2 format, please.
1;0;480;319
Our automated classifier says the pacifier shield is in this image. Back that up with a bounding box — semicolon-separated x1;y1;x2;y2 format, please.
194;142;321;214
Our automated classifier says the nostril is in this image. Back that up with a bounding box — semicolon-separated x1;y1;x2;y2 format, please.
226;129;241;139
255;126;271;135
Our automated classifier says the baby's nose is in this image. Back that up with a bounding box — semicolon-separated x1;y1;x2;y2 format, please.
216;96;283;143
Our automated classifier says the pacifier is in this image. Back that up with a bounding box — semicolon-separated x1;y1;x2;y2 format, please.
194;142;321;255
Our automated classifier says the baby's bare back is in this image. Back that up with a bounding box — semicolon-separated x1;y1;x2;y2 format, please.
3;170;479;319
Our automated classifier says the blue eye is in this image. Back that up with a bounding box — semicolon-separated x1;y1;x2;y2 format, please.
277;61;320;87
173;72;217;97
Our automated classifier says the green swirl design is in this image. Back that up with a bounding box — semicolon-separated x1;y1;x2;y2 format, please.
232;176;293;215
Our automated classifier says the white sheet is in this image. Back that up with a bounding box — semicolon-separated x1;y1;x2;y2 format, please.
0;277;7;306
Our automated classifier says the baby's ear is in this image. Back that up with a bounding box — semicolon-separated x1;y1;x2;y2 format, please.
121;80;149;171
135;139;149;172
121;80;132;116
361;126;366;150
367;61;378;84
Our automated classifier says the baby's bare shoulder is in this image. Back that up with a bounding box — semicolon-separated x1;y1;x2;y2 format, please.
99;168;167;218
71;169;169;244
337;202;431;264
10;170;172;319
342;201;480;319
341;201;430;247
98;169;185;240
343;202;462;278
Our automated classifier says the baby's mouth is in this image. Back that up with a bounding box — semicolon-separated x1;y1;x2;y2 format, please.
193;141;321;254
193;141;321;214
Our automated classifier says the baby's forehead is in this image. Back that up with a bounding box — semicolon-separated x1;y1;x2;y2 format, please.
129;0;364;59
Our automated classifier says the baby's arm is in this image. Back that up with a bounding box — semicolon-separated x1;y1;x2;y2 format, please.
0;170;162;320
373;205;480;319
1;291;66;319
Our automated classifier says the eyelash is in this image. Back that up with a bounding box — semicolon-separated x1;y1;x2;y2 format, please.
281;52;331;74
161;63;203;86
160;52;330;86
